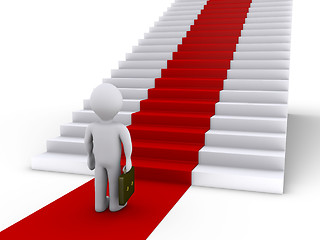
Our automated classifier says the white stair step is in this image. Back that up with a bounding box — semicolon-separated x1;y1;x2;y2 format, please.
252;0;292;3
150;25;190;33
32;152;94;175
144;31;186;39
132;45;177;53
171;2;208;7
230;60;290;69
227;69;289;80
159;15;199;21
175;0;207;3
236;43;290;51
47;137;86;155
241;29;291;36
220;90;288;104
223;79;289;91
138;38;182;45
111;69;161;78
126;52;172;60
243;22;291;30
61;123;88;138
215;102;288;118
119;88;148;99
199;146;285;171
119;60;167;69
84;99;140;112
72;110;133;125
247;11;291;18
192;165;284;194
210;115;287;133
245;16;292;24
168;5;205;11
154;20;194;27
164;9;201;16
233;51;290;60
249;6;292;12
205;130;286;151
239;36;291;44
250;1;292;7
103;78;155;88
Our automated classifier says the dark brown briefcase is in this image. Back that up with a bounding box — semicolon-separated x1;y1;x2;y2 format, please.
119;166;135;206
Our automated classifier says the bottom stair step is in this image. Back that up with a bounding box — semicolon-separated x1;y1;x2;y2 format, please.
32;152;196;184
192;165;284;194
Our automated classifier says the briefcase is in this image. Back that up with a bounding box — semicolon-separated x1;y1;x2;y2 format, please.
119;166;135;206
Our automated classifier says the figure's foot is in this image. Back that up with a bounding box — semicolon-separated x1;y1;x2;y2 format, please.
95;196;110;213
109;202;127;212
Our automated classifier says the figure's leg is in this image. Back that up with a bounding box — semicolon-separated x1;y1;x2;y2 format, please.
95;165;109;212
107;166;126;212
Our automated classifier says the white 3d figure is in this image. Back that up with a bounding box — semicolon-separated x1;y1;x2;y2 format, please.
84;83;132;212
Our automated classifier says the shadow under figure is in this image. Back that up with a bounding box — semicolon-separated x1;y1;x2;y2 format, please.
84;83;132;212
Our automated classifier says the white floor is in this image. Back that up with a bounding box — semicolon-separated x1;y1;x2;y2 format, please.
1;0;320;238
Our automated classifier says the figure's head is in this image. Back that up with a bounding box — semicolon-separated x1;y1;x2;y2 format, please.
90;83;123;121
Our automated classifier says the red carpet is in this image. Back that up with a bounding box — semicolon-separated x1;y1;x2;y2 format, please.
0;179;189;239
127;0;252;184
1;0;251;238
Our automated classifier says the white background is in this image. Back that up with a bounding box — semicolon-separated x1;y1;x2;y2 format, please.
0;0;320;239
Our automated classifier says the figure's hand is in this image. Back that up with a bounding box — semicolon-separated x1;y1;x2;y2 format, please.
88;153;95;170
123;158;132;173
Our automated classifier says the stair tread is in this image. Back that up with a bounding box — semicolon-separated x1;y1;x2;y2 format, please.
213;115;287;121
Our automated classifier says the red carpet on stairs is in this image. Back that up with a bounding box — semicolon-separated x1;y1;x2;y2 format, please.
1;0;252;238
126;0;252;185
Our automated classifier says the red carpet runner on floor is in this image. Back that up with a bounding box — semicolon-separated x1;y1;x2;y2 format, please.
0;0;251;238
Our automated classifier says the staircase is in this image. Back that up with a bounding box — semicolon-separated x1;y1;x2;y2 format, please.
32;0;292;194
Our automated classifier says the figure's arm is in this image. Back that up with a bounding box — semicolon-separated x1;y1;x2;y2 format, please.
84;124;95;170
119;124;132;172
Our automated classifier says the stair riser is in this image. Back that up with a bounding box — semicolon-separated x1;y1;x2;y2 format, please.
205;132;286;151
140;101;216;113
60;125;87;138
126;53;172;61
241;29;291;36
236;43;291;51
164;10;201;16
250;2;292;8
168;5;205;11
132;45;177;53
138;38;182;45
119;88;148;100
228;69;289;80
171;2;208;8
155;79;224;89
249;6;292;12
230;60;290;69
148;89;220;100
132;146;199;162
129;128;205;144
220;91;288;104
199;150;285;171
233;51;290;60
111;69;161;78
173;51;233;60
159;15;202;21
162;69;228;78
245;16;291;24
47;140;86;155
119;61;167;69
73;112;131;125
154;20;194;27
104;78;155;89
132;114;210;128
192;169;284;194
149;26;190;33
243;22;291;30
84;99;140;112
133;166;192;184
210;116;287;133
145;32;187;39
215;103;288;118
223;80;289;91
239;36;291;43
